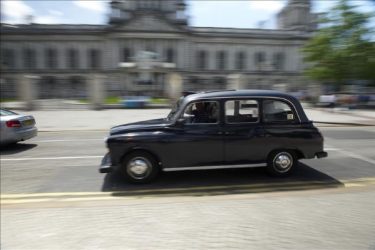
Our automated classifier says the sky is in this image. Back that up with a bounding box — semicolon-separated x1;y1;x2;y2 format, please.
1;0;374;29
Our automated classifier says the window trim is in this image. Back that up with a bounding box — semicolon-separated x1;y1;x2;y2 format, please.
224;99;260;124
197;50;207;70
211;96;301;123
180;100;220;125
261;98;298;124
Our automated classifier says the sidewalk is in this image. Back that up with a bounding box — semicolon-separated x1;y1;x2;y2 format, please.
14;108;374;132
305;108;375;126
2;188;375;250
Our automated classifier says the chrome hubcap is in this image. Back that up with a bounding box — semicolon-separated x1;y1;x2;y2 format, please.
127;157;151;179
273;152;293;173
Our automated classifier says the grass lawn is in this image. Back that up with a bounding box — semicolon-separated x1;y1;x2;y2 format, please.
0;98;17;103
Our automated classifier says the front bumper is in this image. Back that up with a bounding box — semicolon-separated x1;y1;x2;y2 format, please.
99;153;114;173
316;151;328;158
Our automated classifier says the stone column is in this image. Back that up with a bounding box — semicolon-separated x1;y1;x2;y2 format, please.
227;74;247;90
17;74;39;111
88;74;106;110
165;72;183;102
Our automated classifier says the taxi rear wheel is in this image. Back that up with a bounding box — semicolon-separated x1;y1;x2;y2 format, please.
266;150;297;177
120;151;160;183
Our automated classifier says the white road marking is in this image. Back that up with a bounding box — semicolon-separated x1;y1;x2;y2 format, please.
1;156;103;161
325;147;339;151
325;145;375;165
32;138;104;143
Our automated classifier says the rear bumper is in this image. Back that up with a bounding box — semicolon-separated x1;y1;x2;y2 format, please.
315;151;328;158
99;153;114;173
0;127;37;144
17;127;38;141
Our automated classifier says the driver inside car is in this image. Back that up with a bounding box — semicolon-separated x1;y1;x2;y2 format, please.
192;102;211;123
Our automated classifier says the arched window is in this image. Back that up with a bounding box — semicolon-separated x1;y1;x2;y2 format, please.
217;51;226;70
255;52;265;65
166;48;174;63
45;48;58;69
24;48;36;69
1;49;15;69
67;49;79;69
236;51;246;70
273;52;285;71
197;50;207;70
88;49;101;69
122;48;132;62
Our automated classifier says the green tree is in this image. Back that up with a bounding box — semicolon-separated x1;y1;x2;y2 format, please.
303;0;375;88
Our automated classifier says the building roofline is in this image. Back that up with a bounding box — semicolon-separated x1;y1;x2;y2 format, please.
1;22;311;39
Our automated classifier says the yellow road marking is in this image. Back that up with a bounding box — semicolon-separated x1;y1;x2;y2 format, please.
0;181;341;199
1;177;375;204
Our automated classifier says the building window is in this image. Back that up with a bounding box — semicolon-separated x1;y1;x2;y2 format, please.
235;51;246;70
197;50;207;70
67;49;79;69
23;48;37;69
45;48;58;69
88;49;101;69
254;52;266;69
122;48;132;62
255;52;265;66
217;51;226;70
273;52;285;71
166;48;174;63
1;49;15;69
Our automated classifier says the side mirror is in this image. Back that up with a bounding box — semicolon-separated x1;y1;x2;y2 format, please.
175;118;186;126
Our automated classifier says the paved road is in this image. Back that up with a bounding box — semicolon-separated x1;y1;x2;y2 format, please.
1;126;374;194
1;126;375;250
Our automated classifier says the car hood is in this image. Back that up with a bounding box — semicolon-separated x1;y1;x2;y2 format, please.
110;118;171;135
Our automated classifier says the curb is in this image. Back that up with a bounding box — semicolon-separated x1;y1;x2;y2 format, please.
2;177;375;205
313;121;375;127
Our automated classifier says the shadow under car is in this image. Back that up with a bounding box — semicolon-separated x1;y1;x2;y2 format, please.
0;143;37;155
101;163;343;197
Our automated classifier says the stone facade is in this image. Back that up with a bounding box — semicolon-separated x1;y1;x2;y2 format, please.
0;0;315;99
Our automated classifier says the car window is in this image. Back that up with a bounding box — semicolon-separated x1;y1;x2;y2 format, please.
225;100;259;123
0;109;18;116
262;99;295;123
167;96;184;121
182;101;219;124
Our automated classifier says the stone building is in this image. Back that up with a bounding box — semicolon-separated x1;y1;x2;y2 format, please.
0;0;317;99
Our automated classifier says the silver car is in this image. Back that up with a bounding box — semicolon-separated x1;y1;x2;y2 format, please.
0;109;37;145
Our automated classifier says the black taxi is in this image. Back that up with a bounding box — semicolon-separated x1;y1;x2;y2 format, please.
100;90;327;183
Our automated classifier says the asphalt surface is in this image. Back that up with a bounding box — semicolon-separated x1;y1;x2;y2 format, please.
1;126;374;195
1;126;375;250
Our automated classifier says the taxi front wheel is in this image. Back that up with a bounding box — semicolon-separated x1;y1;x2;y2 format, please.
121;151;160;183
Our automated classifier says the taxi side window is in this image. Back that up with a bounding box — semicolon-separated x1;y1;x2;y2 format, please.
183;101;219;124
225;100;259;123
262;99;296;123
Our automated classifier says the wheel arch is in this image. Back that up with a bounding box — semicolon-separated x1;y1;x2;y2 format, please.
267;148;303;159
120;146;162;168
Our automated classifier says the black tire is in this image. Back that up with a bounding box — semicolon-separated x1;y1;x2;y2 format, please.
120;151;160;183
266;150;297;177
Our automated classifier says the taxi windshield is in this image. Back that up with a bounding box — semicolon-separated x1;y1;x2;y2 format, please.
166;97;184;121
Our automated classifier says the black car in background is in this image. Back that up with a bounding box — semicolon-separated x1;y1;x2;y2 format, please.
100;90;327;183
